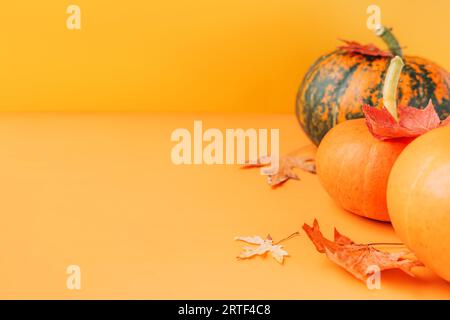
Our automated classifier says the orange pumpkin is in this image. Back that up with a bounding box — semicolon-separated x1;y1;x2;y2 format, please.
316;118;411;221
387;125;450;281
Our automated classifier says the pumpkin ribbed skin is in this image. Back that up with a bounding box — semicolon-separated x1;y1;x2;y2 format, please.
387;126;450;281
316;118;411;221
296;51;450;145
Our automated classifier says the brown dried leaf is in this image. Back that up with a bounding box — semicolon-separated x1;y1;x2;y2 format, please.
303;220;424;282
242;144;316;187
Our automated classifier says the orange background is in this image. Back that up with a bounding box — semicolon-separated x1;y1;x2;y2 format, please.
0;113;449;299
0;0;449;112
1;1;450;299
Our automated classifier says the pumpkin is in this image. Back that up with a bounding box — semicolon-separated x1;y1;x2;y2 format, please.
316;118;410;221
296;26;450;145
387;125;450;281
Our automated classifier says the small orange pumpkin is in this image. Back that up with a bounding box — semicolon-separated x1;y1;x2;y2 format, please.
316;118;410;221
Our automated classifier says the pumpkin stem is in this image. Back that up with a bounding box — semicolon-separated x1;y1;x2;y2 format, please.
375;25;403;57
383;56;404;121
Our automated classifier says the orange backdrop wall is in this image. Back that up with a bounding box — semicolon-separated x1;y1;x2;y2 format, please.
1;0;449;112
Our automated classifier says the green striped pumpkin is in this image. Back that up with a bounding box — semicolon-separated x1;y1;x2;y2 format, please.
296;27;450;145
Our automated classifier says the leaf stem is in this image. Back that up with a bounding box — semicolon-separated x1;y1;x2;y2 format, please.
382;56;404;121
275;231;300;245
366;242;406;246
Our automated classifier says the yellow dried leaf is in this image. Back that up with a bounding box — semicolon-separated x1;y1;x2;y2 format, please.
235;235;289;264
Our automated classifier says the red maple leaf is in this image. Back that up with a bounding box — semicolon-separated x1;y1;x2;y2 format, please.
303;220;424;282
338;39;393;57
363;100;450;140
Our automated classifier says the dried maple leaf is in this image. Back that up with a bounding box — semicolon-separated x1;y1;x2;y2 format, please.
235;234;290;264
363;100;450;140
338;39;393;57
241;144;316;187
303;220;424;282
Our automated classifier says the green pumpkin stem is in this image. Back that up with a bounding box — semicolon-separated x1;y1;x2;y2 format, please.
375;25;403;57
383;56;404;121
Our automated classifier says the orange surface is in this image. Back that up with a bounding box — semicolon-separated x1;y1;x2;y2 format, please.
0;112;449;299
